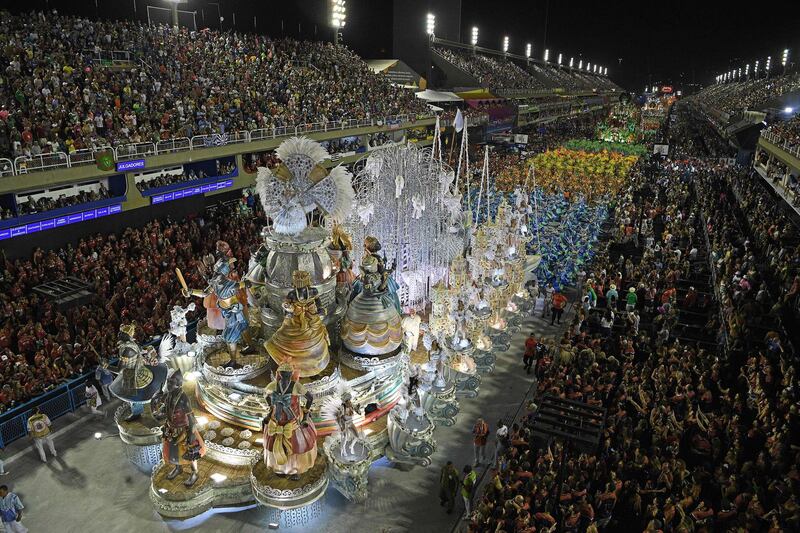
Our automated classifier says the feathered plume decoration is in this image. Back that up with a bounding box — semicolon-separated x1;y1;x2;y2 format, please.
255;136;355;235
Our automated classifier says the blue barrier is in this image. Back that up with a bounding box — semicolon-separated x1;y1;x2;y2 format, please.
0;376;88;448
0;319;199;448
139;169;239;197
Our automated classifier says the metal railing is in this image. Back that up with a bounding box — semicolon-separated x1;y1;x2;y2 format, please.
14;152;69;174
761;130;800;160
68;146;113;168
0;114;433;178
0;158;14;177
115;141;157;161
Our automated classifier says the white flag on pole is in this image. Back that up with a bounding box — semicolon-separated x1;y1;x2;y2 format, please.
453;108;464;132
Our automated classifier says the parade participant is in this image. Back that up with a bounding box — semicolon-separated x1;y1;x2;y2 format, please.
84;382;103;415
265;270;330;377
523;333;538;374
472;417;490;466
94;359;114;401
169;302;196;344
26;407;56;463
180;241;249;366
152;370;206;487
262;362;318;480
0;485;26;533
109;324;168;422
551;290;568;325
334;392;364;459
400;308;423;353
439;461;460;514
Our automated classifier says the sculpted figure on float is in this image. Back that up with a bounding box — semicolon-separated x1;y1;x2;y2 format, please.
262;362;318;480
109;323;168;422
265;270;331;377
152;369;206;487
178;241;249;366
341;236;404;357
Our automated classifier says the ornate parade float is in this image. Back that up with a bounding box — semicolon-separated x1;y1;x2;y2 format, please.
111;130;532;527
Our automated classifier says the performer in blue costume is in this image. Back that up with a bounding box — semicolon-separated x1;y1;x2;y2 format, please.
180;241;249;366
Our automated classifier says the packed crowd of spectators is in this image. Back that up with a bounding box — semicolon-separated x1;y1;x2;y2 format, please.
135;160;236;192
15;183;111;218
0;11;429;160
435;47;547;90
764;114;800;152
321;136;361;156
468;107;799;531
434;46;619;93
690;73;800;116
698;163;799;352
0;204;266;412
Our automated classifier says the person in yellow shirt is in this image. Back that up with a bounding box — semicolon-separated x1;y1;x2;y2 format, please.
26;408;57;463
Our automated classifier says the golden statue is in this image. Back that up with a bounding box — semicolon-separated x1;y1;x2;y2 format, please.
265;270;331;377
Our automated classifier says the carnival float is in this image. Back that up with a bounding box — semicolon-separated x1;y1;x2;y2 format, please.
112;123;534;527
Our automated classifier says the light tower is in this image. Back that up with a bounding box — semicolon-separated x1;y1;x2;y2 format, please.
330;0;346;44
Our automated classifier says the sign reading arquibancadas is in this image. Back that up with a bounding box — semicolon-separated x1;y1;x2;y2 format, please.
116;159;146;172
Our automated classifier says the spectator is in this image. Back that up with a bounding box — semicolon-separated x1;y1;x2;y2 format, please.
462;464;477;519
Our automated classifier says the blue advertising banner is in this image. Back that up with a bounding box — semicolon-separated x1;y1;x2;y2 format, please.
151;178;234;205
0;203;123;241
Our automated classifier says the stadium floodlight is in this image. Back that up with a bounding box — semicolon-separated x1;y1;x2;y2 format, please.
557;53;562;65
766;56;771;71
784;106;794;114
471;26;479;46
738;67;741;79
604;67;608;76
544;48;549;61
503;36;509;53
754;60;759;76
782;49;789;66
745;63;750;76
579;59;583;70
331;0;346;28
587;62;591;71
525;43;532;58
569;57;574;68
425;13;435;36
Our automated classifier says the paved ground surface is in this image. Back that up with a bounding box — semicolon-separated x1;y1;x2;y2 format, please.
2;299;569;533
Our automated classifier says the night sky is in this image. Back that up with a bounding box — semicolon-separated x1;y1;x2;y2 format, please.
457;0;800;92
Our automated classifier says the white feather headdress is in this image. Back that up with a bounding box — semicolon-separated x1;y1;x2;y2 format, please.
255;136;355;235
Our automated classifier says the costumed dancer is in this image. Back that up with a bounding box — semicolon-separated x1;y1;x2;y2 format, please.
178;241;249;366
169;302;196;344
152;370;206;487
332;391;365;460
401;308;423;353
265;270;330;377
262;362;318;480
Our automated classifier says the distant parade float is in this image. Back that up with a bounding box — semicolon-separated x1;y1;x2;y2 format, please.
109;135;532;526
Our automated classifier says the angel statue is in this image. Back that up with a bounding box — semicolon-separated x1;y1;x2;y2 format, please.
255;137;355;236
321;385;367;462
